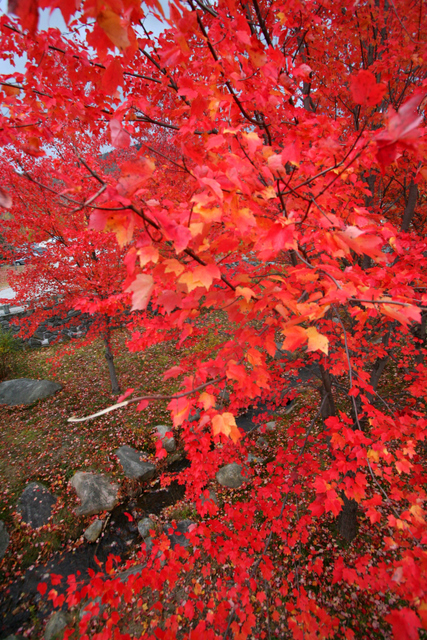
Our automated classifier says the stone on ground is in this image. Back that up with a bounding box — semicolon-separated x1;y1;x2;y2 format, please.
115;445;156;481
200;489;217;506
155;425;176;452
216;463;246;488
79;597;104;621
163;519;194;550
0;520;9;559
17;482;56;528
0;379;62;406
44;611;69;640
118;563;144;581
83;519;104;542
138;517;155;539
265;421;276;431
70;472;119;516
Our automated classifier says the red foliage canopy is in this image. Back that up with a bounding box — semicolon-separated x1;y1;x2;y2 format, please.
1;0;427;637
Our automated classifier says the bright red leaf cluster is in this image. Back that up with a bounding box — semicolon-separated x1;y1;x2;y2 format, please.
1;0;427;638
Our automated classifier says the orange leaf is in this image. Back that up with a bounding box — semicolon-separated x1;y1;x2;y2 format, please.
3;83;20;96
306;326;329;355
236;286;256;302
281;325;307;351
97;9;130;50
179;264;221;292
137;245;159;267
199;391;216;410
212;412;241;443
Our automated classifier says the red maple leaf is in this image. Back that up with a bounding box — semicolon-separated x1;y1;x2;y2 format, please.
386;608;421;640
350;70;386;107
375;94;424;169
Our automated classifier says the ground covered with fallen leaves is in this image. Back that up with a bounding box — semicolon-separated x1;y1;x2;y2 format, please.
0;330;182;580
0;326;423;640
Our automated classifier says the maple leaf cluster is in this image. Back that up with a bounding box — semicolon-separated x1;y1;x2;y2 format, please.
0;0;427;637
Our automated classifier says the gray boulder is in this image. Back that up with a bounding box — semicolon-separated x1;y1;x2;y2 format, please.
17;482;56;528
163;519;194;550
200;489;217;506
138;517;155;539
155;425;176;452
79;596;104;621
265;421;276;431
115;445;156;481
83;519;104;543
216;463;246;488
44;611;69;640
245;453;262;464
0;520;9;559
118;563;143;581
70;472;119;516
0;379;62;406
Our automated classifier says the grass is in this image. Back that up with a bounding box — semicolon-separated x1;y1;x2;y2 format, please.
0;328;185;582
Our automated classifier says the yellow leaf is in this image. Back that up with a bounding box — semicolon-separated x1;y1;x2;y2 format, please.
306;326;329;355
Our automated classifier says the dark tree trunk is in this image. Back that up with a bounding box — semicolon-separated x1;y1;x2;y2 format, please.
104;333;121;395
361;172;376;270
401;178;418;233
338;492;359;542
415;311;427;365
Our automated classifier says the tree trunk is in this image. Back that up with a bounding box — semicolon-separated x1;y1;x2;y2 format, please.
415;311;427;365
338;491;359;542
104;333;121;395
401;178;418;233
